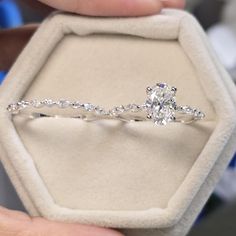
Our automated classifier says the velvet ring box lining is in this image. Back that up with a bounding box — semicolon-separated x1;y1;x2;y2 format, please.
0;9;236;235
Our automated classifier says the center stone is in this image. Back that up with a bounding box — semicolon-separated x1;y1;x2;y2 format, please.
145;83;176;126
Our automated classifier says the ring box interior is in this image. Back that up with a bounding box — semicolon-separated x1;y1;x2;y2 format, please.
0;10;236;236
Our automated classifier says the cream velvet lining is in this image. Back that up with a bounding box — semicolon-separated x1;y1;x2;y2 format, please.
0;10;236;231
15;34;216;211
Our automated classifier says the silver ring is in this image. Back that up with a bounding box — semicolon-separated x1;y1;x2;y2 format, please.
7;83;205;126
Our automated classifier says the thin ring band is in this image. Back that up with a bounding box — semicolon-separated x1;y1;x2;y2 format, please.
6;83;205;126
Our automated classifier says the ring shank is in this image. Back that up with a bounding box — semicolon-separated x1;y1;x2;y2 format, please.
9;104;204;125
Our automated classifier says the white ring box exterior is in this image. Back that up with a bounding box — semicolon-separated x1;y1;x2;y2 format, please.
0;10;236;236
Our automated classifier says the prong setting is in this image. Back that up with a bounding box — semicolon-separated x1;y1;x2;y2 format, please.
171;87;177;93
146;87;152;94
145;82;177;125
6;83;205;125
156;83;167;88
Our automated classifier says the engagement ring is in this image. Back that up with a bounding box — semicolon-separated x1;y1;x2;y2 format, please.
7;83;205;126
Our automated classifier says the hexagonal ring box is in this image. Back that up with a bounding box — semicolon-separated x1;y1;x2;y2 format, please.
0;10;236;236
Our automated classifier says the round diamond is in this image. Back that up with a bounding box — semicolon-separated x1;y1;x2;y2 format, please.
42;99;54;107
71;101;82;109
57;99;71;108
95;106;106;115
32;100;43;108
145;83;176;125
83;103;95;111
125;104;141;112
113;106;125;114
7;104;19;112
182;106;193;114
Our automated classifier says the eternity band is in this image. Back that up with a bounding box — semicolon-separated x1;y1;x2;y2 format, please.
7;83;205;126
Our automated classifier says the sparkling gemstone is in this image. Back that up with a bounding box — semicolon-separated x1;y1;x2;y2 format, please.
145;83;176;125
109;105;125;116
17;101;26;109
95;106;106;115
114;105;125;114
125;104;141;112
197;111;205;119
72;101;82;109
42;99;54;106
182;106;193;114
58;99;71;108
110;108;118;116
32;100;43;108
83;103;95;111
7;104;18;112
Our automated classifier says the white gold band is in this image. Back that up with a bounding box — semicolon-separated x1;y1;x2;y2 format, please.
7;83;205;126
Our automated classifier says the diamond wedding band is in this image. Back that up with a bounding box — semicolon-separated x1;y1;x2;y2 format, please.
7;83;205;126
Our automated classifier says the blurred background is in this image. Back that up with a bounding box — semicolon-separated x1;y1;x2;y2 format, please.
0;0;236;235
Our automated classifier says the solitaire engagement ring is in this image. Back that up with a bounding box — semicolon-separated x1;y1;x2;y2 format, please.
7;83;205;126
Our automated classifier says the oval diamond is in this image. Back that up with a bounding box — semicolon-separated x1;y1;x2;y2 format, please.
145;83;176;125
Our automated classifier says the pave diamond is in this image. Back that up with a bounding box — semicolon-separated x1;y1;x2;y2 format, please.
6;84;205;125
83;103;95;111
110;105;126;115
71;101;82;109
125;104;141;112
32;100;43;108
145;83;176;125
7;104;19;113
41;99;54;107
57;99;71;108
95;106;107;115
